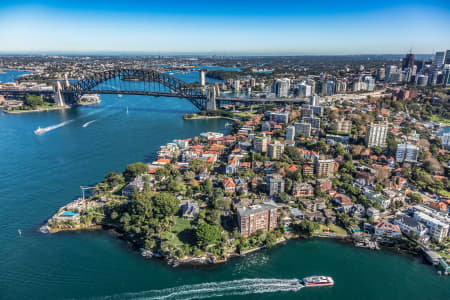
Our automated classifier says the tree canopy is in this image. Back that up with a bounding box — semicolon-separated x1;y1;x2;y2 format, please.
123;162;148;181
195;223;221;247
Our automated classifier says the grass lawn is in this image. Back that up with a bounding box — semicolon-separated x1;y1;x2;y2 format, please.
430;114;450;125
233;111;253;117
162;217;194;247
437;250;450;259
438;189;450;197
317;224;348;235
328;224;348;235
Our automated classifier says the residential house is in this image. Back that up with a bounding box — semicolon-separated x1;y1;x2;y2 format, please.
375;221;402;238
122;175;147;197
333;193;353;213
179;200;200;220
223;177;236;194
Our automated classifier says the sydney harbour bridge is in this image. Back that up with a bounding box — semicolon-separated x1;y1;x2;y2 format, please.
0;69;306;111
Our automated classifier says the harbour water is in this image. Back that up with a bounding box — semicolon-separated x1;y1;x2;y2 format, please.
0;70;449;299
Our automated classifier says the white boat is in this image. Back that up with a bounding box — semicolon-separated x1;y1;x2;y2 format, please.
301;276;334;287
34;126;49;135
118;94;123;98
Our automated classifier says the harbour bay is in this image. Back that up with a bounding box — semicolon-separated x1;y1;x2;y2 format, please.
0;70;449;300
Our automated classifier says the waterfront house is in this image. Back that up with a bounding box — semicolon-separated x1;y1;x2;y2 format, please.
393;215;428;239
375;221;402;239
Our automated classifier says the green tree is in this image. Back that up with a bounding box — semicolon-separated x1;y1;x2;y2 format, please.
155;167;170;181
195;223;221;247
285;146;301;161
408;193;423;204
104;172;125;188
292;220;320;237
203;178;213;196
24;94;43;109
152;192;180;220
123;162;148;181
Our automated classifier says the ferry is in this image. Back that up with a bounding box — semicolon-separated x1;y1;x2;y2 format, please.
301;276;334;287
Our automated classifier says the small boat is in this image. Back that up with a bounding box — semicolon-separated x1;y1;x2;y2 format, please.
118;94;123;98
34;126;48;135
301;276;334;287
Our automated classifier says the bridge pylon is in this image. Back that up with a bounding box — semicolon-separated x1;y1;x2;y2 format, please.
54;81;66;106
206;85;219;111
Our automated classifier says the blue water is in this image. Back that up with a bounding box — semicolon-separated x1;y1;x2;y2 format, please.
440;126;450;135
0;69;29;83
0;70;449;300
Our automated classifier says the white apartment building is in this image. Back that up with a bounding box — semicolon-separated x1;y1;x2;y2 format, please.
365;122;388;148
396;143;419;163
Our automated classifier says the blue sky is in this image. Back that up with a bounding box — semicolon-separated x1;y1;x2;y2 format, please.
0;0;449;54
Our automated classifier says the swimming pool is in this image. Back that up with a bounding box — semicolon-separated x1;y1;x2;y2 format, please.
60;211;77;216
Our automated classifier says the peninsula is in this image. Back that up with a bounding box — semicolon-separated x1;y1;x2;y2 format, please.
42;77;450;272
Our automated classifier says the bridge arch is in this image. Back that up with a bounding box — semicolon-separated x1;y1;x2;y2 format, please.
62;69;207;110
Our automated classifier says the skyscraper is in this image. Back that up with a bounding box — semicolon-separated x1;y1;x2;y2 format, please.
402;53;415;70
364;76;375;91
444;68;450;87
385;65;399;82
445;50;450;65
297;82;312;97
272;78;290;97
234;80;240;92
434;51;446;68
310;94;320;106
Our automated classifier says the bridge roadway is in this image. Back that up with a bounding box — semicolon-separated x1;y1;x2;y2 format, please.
0;89;54;95
216;96;307;105
0;88;307;106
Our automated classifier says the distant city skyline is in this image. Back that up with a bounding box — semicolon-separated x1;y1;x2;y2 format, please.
0;0;450;54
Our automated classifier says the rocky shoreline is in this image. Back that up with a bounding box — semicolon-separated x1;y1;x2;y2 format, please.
4;106;70;114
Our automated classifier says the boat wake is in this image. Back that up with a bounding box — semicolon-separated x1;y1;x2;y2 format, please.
92;278;303;300
34;120;74;135
82;120;96;128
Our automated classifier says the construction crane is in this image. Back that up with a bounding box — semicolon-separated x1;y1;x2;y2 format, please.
80;186;96;201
